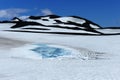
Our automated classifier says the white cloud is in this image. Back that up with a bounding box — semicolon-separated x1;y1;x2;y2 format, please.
41;9;53;15
0;8;28;19
19;15;29;20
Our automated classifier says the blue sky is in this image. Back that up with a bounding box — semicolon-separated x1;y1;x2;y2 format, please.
0;0;120;27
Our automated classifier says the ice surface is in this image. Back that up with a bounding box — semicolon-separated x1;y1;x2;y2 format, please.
31;44;71;58
9;43;105;60
10;44;78;60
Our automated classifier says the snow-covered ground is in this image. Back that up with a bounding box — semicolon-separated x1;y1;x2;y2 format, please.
0;30;120;80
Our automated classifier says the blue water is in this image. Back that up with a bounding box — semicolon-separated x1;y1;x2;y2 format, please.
31;44;71;58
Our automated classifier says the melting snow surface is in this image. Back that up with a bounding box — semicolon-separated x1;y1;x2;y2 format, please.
10;44;104;60
31;44;71;58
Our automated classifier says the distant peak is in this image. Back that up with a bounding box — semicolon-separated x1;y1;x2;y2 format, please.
12;17;22;21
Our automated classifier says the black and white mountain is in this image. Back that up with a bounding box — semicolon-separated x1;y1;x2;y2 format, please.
0;15;120;35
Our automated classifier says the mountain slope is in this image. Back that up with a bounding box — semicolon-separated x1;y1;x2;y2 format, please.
0;15;120;35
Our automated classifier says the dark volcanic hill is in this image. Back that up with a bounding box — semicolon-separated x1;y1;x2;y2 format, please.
0;15;120;35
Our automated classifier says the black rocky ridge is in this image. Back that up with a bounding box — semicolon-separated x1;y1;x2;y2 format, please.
0;15;120;35
29;15;60;20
